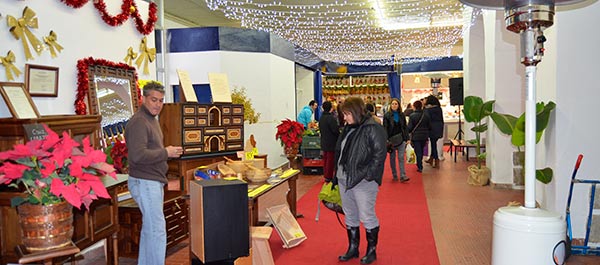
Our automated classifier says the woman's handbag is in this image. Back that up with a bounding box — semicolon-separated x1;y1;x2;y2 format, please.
318;182;344;214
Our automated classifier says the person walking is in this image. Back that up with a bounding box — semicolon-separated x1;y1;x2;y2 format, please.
424;95;444;168
334;97;387;264
407;100;431;173
383;98;410;182
319;101;340;182
125;81;183;265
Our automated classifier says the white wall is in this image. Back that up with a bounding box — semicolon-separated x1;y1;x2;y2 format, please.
0;0;155;117
295;66;315;119
547;0;600;237
166;50;296;168
481;11;524;185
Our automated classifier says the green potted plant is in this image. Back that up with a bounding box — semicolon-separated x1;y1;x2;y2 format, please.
463;96;495;185
490;101;556;184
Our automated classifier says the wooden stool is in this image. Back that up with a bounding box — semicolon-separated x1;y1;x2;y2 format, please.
251;226;274;265
16;241;79;265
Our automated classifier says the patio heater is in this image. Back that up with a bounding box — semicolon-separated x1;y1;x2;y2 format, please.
458;0;586;264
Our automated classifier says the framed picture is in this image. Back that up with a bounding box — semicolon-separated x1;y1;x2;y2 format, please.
25;64;59;97
0;82;40;119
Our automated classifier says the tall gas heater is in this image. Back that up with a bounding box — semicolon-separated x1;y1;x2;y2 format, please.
458;0;586;264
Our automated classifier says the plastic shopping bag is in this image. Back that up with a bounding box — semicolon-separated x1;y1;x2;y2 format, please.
406;144;416;164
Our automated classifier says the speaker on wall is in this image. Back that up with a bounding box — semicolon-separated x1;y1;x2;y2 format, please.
190;179;249;263
449;77;464;106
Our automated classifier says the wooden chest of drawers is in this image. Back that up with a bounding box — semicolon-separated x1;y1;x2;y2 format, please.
117;191;189;258
160;103;244;156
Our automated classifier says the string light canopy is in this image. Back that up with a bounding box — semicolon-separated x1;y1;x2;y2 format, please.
205;0;479;66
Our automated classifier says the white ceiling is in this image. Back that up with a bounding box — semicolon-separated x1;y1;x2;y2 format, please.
163;0;474;65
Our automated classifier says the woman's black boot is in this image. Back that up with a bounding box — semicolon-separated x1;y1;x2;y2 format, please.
360;226;379;264
339;226;360;261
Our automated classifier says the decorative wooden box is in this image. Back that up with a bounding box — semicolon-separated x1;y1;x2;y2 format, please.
117;191;188;258
159;103;244;155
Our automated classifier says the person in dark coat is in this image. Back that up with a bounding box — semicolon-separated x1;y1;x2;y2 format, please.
383;98;410;182
334;97;387;264
319;101;340;182
407;100;431;172
424;95;444;168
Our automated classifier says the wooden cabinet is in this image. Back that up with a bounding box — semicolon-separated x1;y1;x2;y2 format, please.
159;103;244;156
0;115;123;265
118;190;188;258
0;115;102;150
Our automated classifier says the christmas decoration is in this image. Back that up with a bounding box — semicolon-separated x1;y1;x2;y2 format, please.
0;51;21;81
60;0;157;35
7;7;43;60
43;31;64;58
123;46;137;66
135;36;155;75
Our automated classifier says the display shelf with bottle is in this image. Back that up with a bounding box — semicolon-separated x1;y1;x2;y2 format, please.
322;75;391;106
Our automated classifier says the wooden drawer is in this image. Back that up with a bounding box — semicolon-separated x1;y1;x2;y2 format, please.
118;191;189;258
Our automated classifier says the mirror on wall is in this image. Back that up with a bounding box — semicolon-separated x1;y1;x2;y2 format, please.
93;76;134;128
75;58;140;147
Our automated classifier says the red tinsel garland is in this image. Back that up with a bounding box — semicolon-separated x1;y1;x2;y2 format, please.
60;0;157;35
75;57;141;115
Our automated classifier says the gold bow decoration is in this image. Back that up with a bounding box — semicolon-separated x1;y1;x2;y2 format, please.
0;51;22;81
43;30;63;58
135;37;156;75
7;7;44;60
123;47;138;66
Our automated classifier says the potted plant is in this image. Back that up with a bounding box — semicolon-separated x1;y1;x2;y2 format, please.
0;125;116;251
275;119;305;167
463;96;496;186
105;139;128;174
490;101;556;184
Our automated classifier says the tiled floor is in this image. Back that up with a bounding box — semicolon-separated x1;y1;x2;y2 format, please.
78;151;600;264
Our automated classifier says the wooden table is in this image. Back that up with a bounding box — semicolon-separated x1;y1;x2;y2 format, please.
449;139;486;162
247;169;301;226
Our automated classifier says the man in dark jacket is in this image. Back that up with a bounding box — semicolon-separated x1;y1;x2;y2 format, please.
319;101;339;182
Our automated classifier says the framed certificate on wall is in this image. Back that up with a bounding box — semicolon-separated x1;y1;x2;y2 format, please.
0;82;40;119
25;64;59;97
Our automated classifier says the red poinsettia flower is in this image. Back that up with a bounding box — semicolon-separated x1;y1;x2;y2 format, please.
104;139;128;174
0;125;116;210
275;119;305;149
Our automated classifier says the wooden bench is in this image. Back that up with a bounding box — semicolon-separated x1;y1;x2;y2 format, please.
449;139;486;162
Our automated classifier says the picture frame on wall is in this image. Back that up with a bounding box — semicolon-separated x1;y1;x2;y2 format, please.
0;82;41;119
25;64;59;97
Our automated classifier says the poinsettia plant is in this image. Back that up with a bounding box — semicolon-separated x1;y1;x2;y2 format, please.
275;119;305;149
104;139;128;174
0;125;116;209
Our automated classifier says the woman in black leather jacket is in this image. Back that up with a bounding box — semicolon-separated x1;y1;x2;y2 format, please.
334;97;387;264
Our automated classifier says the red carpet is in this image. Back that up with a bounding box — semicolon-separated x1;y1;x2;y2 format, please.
270;155;440;264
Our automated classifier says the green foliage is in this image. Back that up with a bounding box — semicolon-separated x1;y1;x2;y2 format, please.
463;96;495;169
231;86;261;124
490;101;556;183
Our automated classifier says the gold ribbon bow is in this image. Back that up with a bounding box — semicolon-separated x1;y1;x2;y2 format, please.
7;7;43;60
0;51;22;81
124;47;138;66
135;37;156;75
43;30;63;58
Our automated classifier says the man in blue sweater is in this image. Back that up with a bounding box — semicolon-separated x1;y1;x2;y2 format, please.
297;100;317;128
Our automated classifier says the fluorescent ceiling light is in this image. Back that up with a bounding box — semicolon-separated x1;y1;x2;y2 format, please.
373;0;464;30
